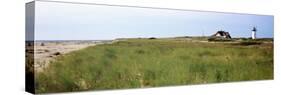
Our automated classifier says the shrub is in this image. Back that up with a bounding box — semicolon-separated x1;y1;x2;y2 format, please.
208;37;232;42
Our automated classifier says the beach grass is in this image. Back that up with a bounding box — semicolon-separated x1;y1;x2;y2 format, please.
35;39;273;93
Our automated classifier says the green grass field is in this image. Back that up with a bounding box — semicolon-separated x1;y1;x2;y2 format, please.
35;39;273;93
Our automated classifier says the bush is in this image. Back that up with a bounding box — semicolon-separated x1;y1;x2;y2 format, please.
149;37;156;39
40;43;45;46
53;52;61;56
208;37;232;42
237;41;262;46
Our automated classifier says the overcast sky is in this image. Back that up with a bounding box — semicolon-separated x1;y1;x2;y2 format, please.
33;1;273;40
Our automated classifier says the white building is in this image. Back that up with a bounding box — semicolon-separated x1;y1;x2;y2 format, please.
252;27;257;39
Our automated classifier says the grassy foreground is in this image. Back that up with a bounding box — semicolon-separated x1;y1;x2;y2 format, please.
35;39;273;93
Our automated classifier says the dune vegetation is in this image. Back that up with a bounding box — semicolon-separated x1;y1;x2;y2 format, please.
35;38;273;93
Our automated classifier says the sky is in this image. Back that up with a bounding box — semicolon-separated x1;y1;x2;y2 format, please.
31;1;274;40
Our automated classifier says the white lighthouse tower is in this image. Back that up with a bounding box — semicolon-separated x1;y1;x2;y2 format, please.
252;27;257;39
